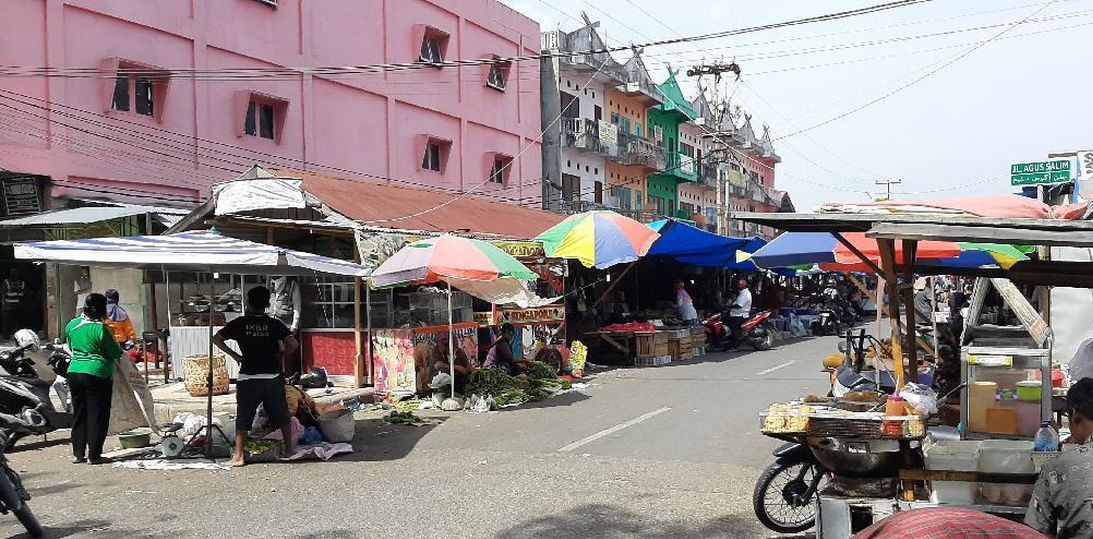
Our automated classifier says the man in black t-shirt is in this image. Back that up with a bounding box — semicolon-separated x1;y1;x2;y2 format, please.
213;286;298;466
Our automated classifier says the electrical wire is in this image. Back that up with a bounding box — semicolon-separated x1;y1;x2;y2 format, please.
775;1;1061;141
0;0;930;81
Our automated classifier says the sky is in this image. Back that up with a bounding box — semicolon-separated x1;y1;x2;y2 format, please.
499;0;1093;210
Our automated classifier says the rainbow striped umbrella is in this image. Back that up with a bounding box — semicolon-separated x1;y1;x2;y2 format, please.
370;234;536;288
535;211;660;269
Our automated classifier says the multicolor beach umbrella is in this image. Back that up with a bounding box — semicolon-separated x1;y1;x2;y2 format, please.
370;234;537;288
535;211;660;269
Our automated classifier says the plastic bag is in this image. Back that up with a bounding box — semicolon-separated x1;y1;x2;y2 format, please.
431;373;453;388
465;394;493;413
900;383;938;415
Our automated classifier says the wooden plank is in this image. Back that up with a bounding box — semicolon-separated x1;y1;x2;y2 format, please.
902;239;918;384
900;469;1039;484
990;277;1050;347
878;238;905;390
869;222;1093;247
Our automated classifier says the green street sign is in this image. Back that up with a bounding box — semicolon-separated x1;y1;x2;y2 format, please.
1010;160;1071;186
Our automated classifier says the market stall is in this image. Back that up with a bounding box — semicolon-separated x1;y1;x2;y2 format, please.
736;205;1093;537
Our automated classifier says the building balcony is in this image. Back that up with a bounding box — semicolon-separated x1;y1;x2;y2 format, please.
560;118;617;159
615;132;665;171
698;164;718;189
614;78;664;107
674;153;698;182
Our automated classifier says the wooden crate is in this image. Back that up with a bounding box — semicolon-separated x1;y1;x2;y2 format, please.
668;339;683;361
654;342;670;357
635;332;657;357
680;347;694;360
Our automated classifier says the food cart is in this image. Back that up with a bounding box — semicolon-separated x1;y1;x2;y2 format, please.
737;208;1093;537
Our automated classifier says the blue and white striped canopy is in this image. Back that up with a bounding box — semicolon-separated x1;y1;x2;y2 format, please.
15;230;370;277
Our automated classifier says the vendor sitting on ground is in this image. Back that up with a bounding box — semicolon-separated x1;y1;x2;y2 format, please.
213;286;298;467
482;323;530;375
433;346;474;394
1026;378;1093;538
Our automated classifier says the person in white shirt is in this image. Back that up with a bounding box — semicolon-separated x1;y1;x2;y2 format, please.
728;279;753;349
674;280;698;326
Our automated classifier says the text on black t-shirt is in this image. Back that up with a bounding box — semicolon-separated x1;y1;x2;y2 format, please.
218;314;291;376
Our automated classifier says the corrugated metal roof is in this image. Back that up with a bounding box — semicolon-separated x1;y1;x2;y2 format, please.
278;169;564;240
0;204;191;227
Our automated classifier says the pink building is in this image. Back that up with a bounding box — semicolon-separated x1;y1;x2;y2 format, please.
0;0;542;207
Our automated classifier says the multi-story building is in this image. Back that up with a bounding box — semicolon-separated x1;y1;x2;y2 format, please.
646;71;698;219
677;92;721;232
2;0;543;206
540;17;666;217
0;0;545;335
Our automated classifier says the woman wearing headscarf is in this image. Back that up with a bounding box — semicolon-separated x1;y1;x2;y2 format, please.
65;293;123;464
103;289;137;347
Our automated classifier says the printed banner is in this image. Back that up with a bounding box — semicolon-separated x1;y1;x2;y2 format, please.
492;241;545;259
498;305;566;325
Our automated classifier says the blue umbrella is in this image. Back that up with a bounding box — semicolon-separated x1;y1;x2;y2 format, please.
747;232;839;268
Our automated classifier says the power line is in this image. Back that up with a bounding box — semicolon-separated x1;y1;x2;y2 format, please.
775;0;1060;141
0;1;930;81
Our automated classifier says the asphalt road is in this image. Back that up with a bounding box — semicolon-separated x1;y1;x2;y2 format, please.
0;334;837;539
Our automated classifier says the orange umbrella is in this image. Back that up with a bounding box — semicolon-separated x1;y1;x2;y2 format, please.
820;233;962;272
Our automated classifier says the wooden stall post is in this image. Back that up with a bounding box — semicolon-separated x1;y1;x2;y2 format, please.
902;239;919;381
877;239;906;390
593;262;636;308
353;250;364;388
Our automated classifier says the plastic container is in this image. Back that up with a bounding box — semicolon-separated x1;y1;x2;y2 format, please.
1016;401;1041;436
885;395;905;417
978;440;1034;506
1016;380;1043;403
985;407;1018;435
925;441;980;505
318;409;356;443
968;382;998;433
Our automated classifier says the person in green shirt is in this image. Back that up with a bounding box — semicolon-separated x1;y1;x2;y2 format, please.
65;293;123;464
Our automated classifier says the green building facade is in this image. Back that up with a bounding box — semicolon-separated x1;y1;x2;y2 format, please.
646;70;697;217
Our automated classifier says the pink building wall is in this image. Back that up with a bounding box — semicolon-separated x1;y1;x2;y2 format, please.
0;0;542;207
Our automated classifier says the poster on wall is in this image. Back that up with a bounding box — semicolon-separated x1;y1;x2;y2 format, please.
371;329;416;397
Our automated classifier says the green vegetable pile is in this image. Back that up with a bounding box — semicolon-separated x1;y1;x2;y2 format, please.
243;439;279;455
385;410;423;425
467;364;572;408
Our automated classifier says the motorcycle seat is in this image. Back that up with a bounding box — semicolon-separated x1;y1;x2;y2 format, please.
0;375;51;390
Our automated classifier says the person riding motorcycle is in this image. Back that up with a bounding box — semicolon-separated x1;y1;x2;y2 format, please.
727;279;752;350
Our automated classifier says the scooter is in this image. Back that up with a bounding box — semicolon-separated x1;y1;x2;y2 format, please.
0;431;42;537
0;330;73;447
704;310;775;351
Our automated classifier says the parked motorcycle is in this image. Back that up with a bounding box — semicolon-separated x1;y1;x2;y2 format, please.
0;330;73;447
752;442;828;533
703;310;775;351
0;430;42;537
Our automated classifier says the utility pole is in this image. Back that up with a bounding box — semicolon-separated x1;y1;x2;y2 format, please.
687;62;741;236
875;179;902;201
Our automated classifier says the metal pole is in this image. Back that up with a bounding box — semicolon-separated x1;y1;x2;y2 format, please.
366;286;373;386
205;272;215;458
447;284;455;400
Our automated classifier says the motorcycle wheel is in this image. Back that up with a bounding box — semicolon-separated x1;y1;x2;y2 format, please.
751;328;774;351
0;469;42;538
752;461;822;534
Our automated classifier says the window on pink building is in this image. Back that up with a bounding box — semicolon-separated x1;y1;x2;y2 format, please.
421;138;450;172
486;60;510;91
419;28;449;65
237;91;288;142
104;59;169;122
490;156;512;185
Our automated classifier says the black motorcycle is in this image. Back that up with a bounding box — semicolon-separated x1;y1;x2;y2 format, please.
0;430;42;537
752;442;828;533
0;334;73;447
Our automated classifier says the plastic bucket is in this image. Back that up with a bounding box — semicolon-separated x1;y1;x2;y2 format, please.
1016;381;1042;403
925;441;979;505
318;409;356;443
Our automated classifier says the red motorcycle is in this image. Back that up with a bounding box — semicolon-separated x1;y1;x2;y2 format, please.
703;310;775;351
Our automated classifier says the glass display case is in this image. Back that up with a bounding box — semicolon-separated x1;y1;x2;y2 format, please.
960;325;1052;440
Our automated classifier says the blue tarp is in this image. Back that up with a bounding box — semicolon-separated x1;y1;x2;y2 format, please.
646;219;767;270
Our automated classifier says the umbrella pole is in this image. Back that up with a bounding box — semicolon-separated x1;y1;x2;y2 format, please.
205;272;215;459
447;284;455;400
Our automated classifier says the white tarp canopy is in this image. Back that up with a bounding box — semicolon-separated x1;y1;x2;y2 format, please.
14;230;371;277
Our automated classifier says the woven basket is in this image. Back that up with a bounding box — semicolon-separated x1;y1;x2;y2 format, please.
183;355;230;397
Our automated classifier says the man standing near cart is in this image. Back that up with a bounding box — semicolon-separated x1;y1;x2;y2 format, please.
213;286;298;467
1025;377;1093;538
